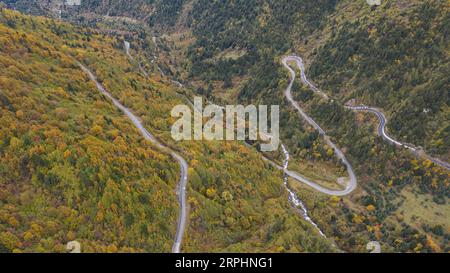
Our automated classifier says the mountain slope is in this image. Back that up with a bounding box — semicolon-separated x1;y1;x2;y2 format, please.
0;8;335;253
0;8;179;252
164;0;450;252
81;0;185;27
309;0;449;156
2;0;449;253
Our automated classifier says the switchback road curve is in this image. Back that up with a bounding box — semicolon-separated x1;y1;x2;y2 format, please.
346;106;450;171
281;56;358;196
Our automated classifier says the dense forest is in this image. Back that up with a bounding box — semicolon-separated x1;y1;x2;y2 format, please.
309;1;449;156
79;0;186;27
0;8;179;252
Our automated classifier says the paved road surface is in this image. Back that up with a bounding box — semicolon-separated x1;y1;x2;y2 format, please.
346;106;450;171
78;62;189;253
282;56;357;196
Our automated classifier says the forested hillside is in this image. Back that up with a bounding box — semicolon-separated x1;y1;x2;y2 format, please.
0;8;179;252
183;0;449;159
309;1;449;156
177;0;450;252
2;0;449;253
0;8;334;253
80;0;185;27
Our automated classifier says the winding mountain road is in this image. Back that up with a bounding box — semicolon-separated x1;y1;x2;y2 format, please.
346;106;450;171
124;41;191;252
116;39;447;252
285;55;449;172
182;55;358;196
285;56;329;100
78;61;189;253
156;52;359;196
123;41;359;251
345;106;415;150
282;56;357;196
